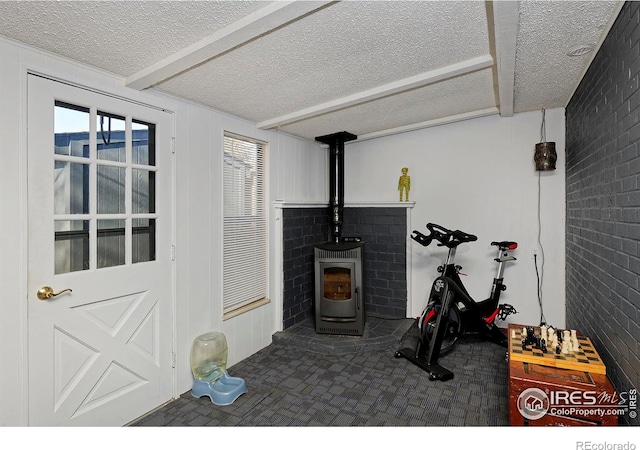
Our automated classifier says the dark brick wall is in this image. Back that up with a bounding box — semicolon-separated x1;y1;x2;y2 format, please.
342;207;407;318
565;2;639;426
281;206;408;329
282;208;328;329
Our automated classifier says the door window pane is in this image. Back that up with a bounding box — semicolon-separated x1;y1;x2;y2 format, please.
132;121;155;166
54;161;89;215
132;169;155;214
98;219;125;268
97;112;126;162
133;219;155;263
55;220;89;274
54;102;90;158
97;165;125;214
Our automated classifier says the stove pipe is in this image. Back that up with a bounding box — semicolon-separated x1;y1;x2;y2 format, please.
315;131;358;243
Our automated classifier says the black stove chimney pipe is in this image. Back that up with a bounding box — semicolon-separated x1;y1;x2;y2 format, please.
315;131;358;243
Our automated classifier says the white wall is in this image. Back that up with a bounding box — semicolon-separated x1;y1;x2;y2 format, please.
172;106;325;399
0;37;326;426
0;35;565;426
344;110;566;329
0;37;27;428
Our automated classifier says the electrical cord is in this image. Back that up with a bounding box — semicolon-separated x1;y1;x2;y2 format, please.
535;171;547;326
534;253;547;326
540;107;547;143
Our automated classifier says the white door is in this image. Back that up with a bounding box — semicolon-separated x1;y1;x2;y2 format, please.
27;75;175;426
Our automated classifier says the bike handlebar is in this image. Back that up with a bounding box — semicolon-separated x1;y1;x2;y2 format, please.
411;223;478;249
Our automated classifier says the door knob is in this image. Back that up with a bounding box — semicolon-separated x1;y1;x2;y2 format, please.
37;286;72;300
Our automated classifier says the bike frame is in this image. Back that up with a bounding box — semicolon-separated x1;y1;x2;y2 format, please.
395;223;517;381
434;244;515;332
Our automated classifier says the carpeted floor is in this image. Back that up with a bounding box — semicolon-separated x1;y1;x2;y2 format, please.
131;317;510;426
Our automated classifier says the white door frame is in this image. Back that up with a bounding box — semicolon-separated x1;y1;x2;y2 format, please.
20;69;178;425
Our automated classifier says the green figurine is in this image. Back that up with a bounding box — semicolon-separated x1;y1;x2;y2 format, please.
398;167;410;201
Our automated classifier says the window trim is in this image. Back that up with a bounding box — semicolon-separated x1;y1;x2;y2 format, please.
221;131;269;317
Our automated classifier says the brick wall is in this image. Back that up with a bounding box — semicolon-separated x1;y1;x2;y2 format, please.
282;208;328;329
342;207;407;318
565;1;639;425
281;206;408;329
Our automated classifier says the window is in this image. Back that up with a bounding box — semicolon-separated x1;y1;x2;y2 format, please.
53;101;157;273
223;133;267;316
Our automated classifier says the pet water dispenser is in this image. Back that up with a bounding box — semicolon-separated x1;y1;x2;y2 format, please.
190;331;246;406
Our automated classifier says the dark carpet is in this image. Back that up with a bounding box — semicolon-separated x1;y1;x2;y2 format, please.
131;317;510;426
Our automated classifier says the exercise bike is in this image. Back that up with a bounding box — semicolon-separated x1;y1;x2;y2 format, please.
394;223;518;381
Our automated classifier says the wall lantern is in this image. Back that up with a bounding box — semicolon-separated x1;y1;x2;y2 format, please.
534;108;557;171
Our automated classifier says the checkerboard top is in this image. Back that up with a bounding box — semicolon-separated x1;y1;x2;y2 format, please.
508;324;606;375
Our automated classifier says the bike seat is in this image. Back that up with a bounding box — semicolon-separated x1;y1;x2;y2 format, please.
491;241;518;250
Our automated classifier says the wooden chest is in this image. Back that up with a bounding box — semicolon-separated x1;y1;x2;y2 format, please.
508;324;618;426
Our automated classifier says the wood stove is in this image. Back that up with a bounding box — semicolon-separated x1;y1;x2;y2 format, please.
314;242;364;335
313;131;364;335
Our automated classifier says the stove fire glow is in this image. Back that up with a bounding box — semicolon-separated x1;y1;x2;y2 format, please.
314;242;364;335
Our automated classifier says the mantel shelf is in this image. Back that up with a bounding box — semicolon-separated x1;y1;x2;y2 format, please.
274;200;415;209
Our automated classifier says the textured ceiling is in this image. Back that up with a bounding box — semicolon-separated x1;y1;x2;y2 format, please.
0;0;624;142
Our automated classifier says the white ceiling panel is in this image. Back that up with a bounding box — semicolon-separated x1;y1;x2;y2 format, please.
513;0;622;113
0;1;269;75
154;0;490;122
278;67;497;139
0;0;625;142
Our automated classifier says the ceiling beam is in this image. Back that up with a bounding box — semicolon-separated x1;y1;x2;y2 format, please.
125;1;334;90
353;107;500;142
492;0;520;117
257;54;494;130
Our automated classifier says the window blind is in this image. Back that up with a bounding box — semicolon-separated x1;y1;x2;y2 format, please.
222;133;267;314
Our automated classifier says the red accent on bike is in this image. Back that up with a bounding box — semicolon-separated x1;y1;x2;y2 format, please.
485;308;499;324
508;243;518;250
425;309;436;324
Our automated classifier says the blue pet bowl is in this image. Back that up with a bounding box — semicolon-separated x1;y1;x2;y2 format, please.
191;371;247;406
